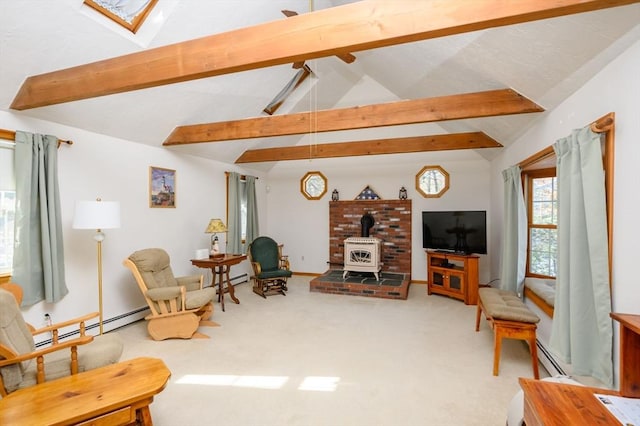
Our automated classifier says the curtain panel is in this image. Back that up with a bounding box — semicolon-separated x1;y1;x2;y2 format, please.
549;126;613;387
244;175;259;253
12;131;68;305
227;172;243;254
499;165;527;295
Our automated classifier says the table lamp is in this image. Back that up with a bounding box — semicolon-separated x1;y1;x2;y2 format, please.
72;198;121;335
205;218;227;258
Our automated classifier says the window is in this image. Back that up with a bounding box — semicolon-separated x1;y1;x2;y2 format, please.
84;0;159;33
300;171;327;200
415;165;449;198
0;143;15;274
526;169;557;278
519;113;615;319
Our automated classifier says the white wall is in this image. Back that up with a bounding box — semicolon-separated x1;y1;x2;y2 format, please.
489;37;640;384
266;150;493;283
0;110;265;333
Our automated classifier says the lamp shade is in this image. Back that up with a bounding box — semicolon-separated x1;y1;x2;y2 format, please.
73;200;121;230
204;218;227;233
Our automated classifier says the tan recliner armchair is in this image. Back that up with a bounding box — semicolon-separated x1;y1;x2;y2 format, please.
0;283;123;396
124;248;216;340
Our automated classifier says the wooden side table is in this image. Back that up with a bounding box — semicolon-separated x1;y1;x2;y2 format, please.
519;378;619;425
192;254;247;312
0;357;170;426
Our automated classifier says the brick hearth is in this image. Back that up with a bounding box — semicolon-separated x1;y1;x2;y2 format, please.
310;270;410;300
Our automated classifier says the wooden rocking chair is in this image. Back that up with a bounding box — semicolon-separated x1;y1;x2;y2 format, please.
124;248;217;340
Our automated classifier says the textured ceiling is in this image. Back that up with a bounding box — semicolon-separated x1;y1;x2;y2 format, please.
1;0;639;171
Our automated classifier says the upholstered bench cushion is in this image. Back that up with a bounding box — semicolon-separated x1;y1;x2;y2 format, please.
478;288;540;324
524;278;556;307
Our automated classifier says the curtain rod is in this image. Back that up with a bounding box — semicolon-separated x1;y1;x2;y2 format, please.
519;112;614;168
0;128;73;148
590;112;614;133
225;171;258;179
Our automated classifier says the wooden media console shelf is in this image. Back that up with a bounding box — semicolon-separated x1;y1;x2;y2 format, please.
426;251;479;305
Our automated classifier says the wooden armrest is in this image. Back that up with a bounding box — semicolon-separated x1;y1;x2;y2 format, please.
0;344;18;360
31;312;99;337
251;262;262;275
0;335;94;367
176;275;204;290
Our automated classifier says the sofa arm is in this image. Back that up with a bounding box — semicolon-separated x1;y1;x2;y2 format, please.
177;275;203;291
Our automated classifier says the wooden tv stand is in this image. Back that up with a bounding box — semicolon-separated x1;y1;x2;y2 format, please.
521;313;640;425
426;251;479;305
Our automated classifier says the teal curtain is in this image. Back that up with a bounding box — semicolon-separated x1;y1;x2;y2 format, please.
244;175;259;253
12;131;68;305
500;165;527;295
227;172;243;254
549;126;612;387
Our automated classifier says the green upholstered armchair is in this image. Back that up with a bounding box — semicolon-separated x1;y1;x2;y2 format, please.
248;236;292;298
123;248;216;340
0;284;123;396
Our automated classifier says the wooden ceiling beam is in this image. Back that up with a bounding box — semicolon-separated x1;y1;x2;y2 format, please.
11;0;639;110
235;132;503;163
163;89;543;145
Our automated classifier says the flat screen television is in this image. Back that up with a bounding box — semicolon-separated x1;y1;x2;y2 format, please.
422;210;487;254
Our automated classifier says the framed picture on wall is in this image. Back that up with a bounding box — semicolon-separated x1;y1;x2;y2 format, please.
149;166;176;208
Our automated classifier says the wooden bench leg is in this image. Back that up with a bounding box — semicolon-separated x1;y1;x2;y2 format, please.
475;301;483;332
493;326;503;376
491;320;539;378
529;334;540;379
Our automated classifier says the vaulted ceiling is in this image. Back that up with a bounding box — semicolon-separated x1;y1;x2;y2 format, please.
1;0;639;171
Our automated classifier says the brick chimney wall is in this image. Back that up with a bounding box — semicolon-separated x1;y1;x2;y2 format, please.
329;200;412;276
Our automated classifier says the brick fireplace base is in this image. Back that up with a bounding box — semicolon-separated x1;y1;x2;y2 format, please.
310;270;410;300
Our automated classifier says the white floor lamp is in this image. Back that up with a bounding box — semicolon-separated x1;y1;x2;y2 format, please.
72;198;121;335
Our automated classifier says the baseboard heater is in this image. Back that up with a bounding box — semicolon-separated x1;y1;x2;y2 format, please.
536;339;567;376
34;306;149;347
35;273;249;347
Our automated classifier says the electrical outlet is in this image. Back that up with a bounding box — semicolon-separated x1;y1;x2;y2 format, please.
43;314;53;340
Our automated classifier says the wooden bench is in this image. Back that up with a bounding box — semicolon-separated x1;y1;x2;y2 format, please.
475;287;540;379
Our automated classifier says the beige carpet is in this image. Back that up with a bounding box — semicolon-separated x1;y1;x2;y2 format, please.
118;276;548;426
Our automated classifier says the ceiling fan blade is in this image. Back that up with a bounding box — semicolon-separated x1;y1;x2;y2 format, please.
281;10;298;17
292;61;305;69
263;65;312;115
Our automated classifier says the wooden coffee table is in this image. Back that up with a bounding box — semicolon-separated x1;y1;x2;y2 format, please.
0;357;170;426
